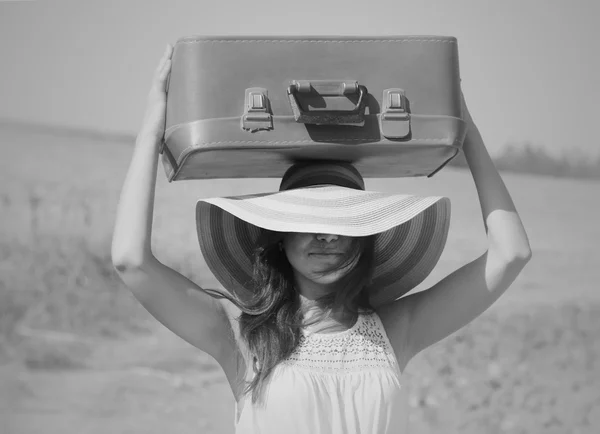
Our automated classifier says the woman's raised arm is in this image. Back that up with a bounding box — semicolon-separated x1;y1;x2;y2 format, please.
110;46;243;391
379;91;532;369
111;44;173;268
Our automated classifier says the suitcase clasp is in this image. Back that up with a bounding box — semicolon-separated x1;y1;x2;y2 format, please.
380;89;411;139
242;87;273;132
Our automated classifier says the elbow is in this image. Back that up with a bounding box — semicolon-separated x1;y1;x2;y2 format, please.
113;260;136;274
489;230;532;267
487;244;532;277
111;233;153;272
511;237;533;264
112;258;140;274
505;246;532;270
111;250;153;273
518;247;533;263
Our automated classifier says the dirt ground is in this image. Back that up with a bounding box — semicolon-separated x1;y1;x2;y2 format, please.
1;325;234;434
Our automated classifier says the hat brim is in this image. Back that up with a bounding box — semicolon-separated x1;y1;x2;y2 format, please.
196;186;450;306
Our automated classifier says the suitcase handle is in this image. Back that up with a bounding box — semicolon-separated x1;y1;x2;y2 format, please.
287;80;367;125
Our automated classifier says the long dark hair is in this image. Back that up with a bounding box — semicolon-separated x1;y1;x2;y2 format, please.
205;229;377;405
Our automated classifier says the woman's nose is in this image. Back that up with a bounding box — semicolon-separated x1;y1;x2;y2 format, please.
316;234;339;243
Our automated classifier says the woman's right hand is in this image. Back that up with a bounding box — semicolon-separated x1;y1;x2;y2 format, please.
138;44;174;146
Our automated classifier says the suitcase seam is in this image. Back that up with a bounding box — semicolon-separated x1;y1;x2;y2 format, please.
183;137;452;145
165;117;463;137
176;137;454;152
173;138;456;168
177;39;456;44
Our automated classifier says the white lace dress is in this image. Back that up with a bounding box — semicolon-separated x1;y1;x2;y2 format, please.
234;310;409;434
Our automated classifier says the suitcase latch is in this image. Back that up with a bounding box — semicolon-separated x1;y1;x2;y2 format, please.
380;89;411;139
242;87;273;132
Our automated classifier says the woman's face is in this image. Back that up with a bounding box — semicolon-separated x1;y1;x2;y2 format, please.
282;232;359;285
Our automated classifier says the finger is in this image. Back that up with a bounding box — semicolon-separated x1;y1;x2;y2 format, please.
157;59;172;83
148;44;174;95
158;51;172;77
154;44;174;75
149;63;172;96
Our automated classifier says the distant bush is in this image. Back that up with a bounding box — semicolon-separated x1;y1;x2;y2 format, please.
449;141;600;180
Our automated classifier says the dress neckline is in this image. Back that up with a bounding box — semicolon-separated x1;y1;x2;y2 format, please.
302;311;364;338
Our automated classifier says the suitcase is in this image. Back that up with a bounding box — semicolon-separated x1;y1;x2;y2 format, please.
161;35;467;181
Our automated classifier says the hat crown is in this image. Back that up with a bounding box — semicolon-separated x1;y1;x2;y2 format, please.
279;161;365;191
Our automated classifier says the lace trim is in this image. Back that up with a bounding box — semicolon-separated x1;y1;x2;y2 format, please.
279;312;400;375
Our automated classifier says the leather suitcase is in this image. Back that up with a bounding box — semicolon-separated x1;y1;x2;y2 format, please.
161;35;467;181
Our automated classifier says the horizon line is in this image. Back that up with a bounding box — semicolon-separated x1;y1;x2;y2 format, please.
1;117;597;162
0;117;136;143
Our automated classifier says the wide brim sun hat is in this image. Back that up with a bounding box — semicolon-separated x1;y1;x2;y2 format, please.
196;161;451;306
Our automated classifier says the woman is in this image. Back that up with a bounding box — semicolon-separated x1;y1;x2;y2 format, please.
112;45;532;433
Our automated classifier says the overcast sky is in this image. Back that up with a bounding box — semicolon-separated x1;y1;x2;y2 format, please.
0;0;597;157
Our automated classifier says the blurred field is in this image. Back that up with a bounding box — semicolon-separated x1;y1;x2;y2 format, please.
1;124;599;434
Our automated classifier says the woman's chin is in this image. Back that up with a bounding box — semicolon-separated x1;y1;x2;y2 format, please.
308;270;349;286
